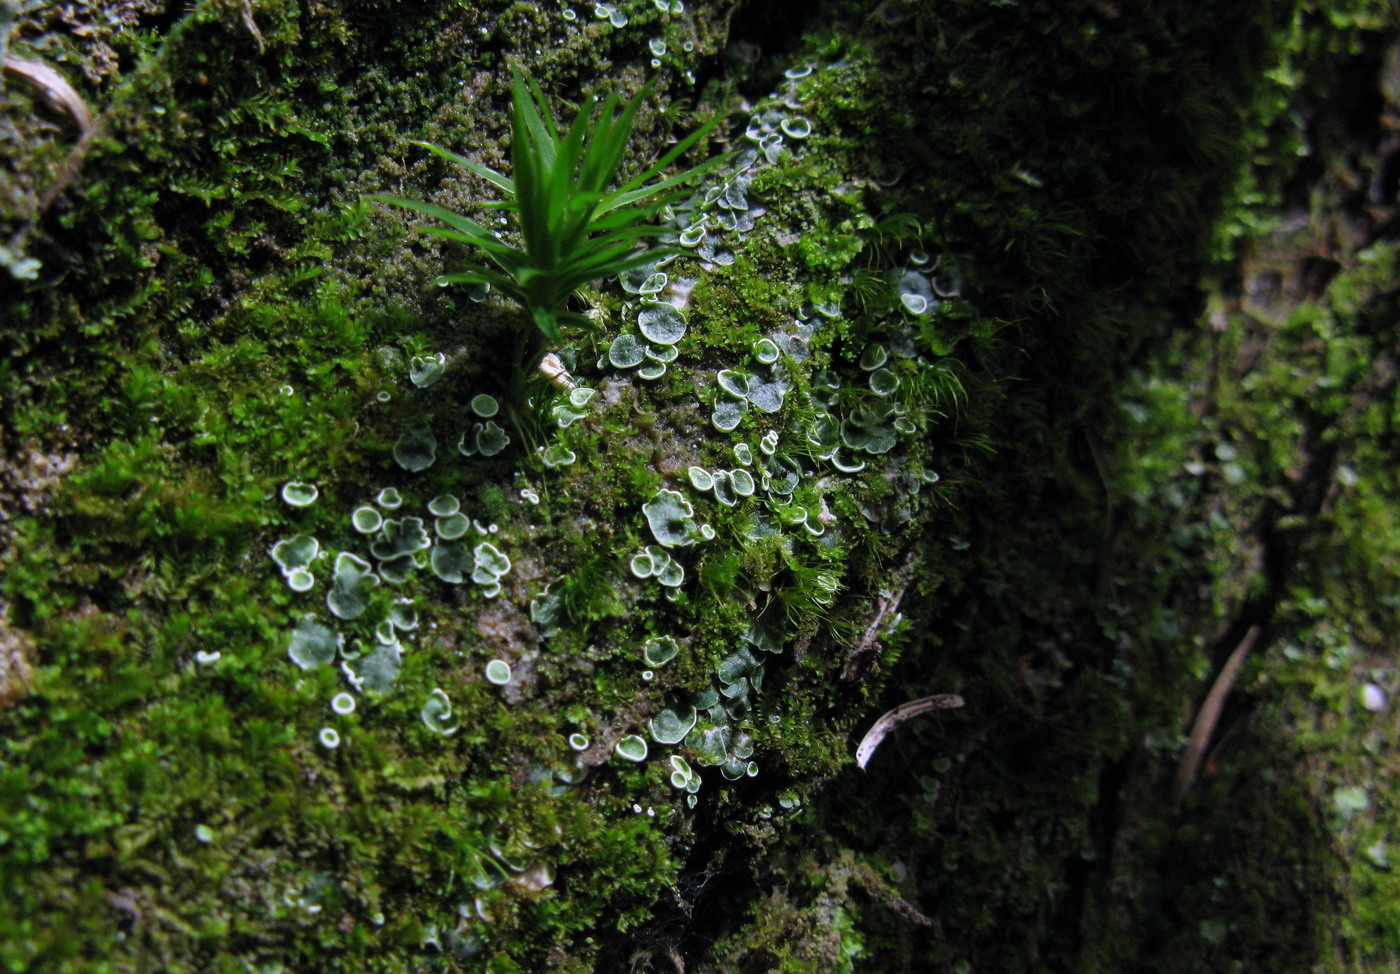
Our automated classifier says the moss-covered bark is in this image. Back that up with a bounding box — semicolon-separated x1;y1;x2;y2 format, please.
2;0;1397;970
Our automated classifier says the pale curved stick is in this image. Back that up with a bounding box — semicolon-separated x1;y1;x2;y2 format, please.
4;58;93;133
855;693;964;770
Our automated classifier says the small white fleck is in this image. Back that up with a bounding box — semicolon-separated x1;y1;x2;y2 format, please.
1362;683;1387;712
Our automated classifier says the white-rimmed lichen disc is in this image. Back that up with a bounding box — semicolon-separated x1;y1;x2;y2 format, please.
427;494;460;517
569;732;590;751
859;344;888;371
435;513;469;540
608;334;646;369
643;635;681;667
409;353;445;388
288;617;339;669
393;426;437;472
318;727;341;749
638;304;687;345
747;378;788;414
645;342;679;363
286;569;315;592
327;552;380;620
869;368;900;396
351;507;382;534
421;688;456;735
331;692;356;715
753;338;780;364
542;444;577;467
370;517;431;561
716;370;749;398
712;399;745;432
655;558;685;587
473;541;511;579
687;466;714;491
649;707;697;745
271;535;319;574
630;551;657;579
348;640;402;694
475;421;510;457
711;470;737;507
568;387;596;408
281;481;319;507
730;469;756;496
485;659;512;685
615;735;649;762
430;542;471;583
376;487;403;509
643;489;699;547
470;394;500;418
780;115;812;139
637;361;667;380
733;443;753;466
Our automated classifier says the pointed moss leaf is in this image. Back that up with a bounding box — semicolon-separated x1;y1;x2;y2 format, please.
288;617;340;669
327;553;380;620
643;489;699;547
615;734;649;762
409;353;446;388
643;636;681;667
712;399;745;432
281;481;319;507
473;541;511;578
431;542;471;583
608;334;645;369
371;517;431;561
475;421;510;457
716;370;749;398
637;303;687;345
393;426;438;472
649;707;697;745
271;535;319;575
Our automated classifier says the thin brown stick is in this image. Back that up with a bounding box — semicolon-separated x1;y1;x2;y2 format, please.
1171;625;1261;804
